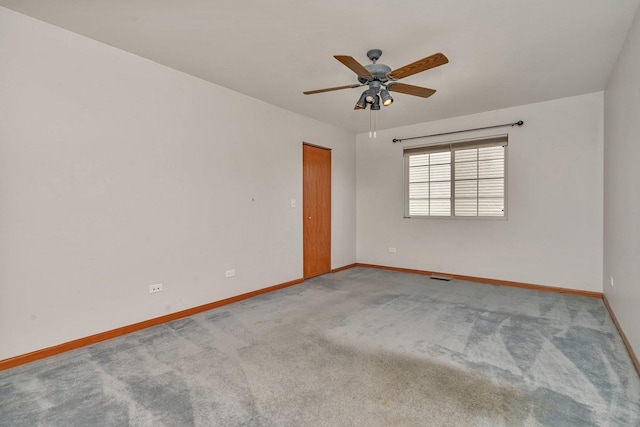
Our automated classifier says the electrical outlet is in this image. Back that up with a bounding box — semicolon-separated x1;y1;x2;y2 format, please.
389;247;397;253
291;199;296;208
610;276;614;288
149;283;163;294
225;269;236;278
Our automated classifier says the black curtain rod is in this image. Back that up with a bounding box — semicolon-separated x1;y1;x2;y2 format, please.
392;120;524;143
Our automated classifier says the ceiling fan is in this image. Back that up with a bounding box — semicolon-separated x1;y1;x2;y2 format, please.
303;49;448;110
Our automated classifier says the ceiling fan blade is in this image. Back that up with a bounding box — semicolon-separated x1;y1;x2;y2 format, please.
303;84;361;95
389;53;449;80
334;55;373;77
387;83;436;98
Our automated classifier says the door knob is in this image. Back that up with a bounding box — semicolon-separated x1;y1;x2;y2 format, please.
308;216;311;220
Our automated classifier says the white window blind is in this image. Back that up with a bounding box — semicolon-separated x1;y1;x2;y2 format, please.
404;136;507;218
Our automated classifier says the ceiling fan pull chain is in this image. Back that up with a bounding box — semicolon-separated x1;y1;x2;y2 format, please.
369;109;377;139
369;109;374;138
374;109;377;138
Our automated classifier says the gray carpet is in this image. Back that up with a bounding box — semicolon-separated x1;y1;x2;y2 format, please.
1;267;639;426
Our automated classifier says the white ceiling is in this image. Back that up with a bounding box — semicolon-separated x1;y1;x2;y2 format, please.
1;0;639;133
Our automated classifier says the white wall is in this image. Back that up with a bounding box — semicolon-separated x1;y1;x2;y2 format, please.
357;93;604;292
604;6;640;356
0;7;356;361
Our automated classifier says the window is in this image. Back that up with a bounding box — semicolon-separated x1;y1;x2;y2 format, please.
404;135;507;218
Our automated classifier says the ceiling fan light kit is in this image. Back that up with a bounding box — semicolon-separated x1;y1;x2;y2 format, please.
354;92;368;110
380;89;393;106
304;49;448;137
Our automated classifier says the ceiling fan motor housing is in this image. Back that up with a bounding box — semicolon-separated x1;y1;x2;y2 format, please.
358;64;392;84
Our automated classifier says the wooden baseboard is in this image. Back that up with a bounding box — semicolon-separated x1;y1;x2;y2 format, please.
0;278;304;372
1;264;618;373
353;263;603;299
331;263;357;273
602;294;640;377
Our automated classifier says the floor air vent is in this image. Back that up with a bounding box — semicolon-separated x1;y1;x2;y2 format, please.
430;275;452;281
